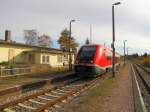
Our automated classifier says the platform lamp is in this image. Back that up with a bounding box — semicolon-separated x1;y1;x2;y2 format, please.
69;19;75;71
124;40;127;65
112;2;121;77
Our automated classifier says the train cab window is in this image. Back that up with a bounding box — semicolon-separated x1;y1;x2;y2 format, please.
107;51;111;60
77;46;96;61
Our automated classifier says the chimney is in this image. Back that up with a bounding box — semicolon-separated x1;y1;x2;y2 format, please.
5;30;11;42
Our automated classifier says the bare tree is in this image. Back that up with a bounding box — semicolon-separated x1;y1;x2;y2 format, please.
38;34;52;48
24;29;38;45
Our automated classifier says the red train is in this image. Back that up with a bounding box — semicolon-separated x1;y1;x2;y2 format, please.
74;44;120;77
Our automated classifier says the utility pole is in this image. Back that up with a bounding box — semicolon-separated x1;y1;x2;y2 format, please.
112;2;121;77
69;20;75;71
104;42;107;47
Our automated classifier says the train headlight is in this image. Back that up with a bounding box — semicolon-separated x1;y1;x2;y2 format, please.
90;60;93;64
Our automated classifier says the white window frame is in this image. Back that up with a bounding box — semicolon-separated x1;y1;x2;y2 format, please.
57;55;63;63
42;55;46;63
46;56;49;63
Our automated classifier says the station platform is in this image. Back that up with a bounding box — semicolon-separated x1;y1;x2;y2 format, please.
59;64;135;112
0;71;73;90
102;64;134;112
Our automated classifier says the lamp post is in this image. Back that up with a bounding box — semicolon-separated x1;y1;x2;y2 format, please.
69;19;75;71
112;2;121;77
127;47;128;61
124;40;127;65
104;42;107;47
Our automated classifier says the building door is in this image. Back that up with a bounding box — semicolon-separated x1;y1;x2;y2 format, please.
8;49;15;63
28;54;35;64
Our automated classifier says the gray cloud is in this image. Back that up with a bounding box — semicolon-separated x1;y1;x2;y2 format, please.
0;0;150;54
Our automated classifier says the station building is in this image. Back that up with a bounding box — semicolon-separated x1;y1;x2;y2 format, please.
0;31;74;67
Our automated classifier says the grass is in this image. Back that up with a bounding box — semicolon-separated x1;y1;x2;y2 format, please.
0;69;71;87
0;75;30;85
89;77;116;97
134;56;150;67
78;75;118;105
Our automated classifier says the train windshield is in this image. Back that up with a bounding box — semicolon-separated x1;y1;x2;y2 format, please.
77;46;96;62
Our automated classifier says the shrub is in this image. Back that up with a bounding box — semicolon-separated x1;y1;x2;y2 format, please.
0;61;9;66
143;61;150;67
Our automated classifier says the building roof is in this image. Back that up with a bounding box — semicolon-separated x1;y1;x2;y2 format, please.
0;40;72;54
0;40;59;50
23;50;64;54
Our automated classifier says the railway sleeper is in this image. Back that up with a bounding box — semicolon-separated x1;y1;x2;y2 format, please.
45;93;60;98
18;103;37;110
37;96;54;101
51;91;64;95
56;89;70;93
28;99;46;105
4;108;16;112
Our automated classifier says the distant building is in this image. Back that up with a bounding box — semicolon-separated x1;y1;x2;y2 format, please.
0;31;74;67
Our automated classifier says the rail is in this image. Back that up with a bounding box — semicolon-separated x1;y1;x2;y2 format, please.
0;67;31;77
0;77;82;111
135;65;150;93
131;64;147;112
137;64;150;74
0;75;103;112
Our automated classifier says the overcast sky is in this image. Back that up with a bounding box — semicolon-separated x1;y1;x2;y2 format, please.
0;0;150;55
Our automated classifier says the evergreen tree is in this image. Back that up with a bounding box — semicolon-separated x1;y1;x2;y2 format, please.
58;28;78;53
143;52;148;57
85;38;90;44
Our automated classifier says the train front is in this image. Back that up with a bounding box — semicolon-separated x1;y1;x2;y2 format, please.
74;45;99;77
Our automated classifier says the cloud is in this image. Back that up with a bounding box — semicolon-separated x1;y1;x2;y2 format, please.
0;0;150;55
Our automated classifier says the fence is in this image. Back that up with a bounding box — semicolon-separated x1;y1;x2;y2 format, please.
0;65;70;77
0;67;31;77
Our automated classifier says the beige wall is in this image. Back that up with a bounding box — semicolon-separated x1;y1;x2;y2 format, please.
0;47;9;62
0;44;74;67
0;45;33;63
40;53;64;67
35;53;41;64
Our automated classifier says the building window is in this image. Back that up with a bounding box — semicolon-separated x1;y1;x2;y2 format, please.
64;55;68;61
42;55;49;63
28;54;35;64
57;55;63;63
46;56;49;63
29;54;32;61
42;55;45;63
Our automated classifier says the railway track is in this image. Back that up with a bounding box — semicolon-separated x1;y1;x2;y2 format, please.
132;64;150;111
0;75;103;112
0;73;76;104
134;64;150;93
